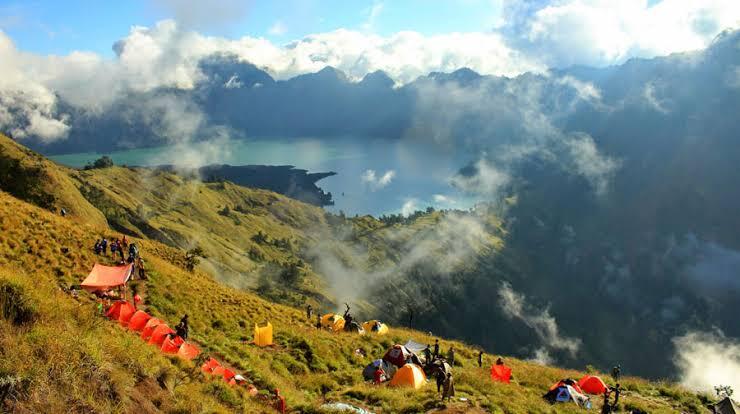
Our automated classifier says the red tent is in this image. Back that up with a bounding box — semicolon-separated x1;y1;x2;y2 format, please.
212;366;226;378
178;342;200;360
201;358;221;373
549;379;584;394
141;318;163;341
81;264;133;292
383;345;412;368
222;368;236;382
149;324;175;346
491;364;512;383
117;302;137;327
105;301;126;320
578;375;608;395
128;311;151;331
161;336;185;354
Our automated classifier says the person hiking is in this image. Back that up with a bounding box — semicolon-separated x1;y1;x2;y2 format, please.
101;238;108;255
423;345;432;364
447;347;456;366
306;304;313;320
611;365;621;382
110;239;117;256
94;239;102;255
176;314;189;340
433;339;440;358
435;366;446;393
136;257;147;279
478;351;484;368
442;372;455;402
121;235;128;248
316;313;322;329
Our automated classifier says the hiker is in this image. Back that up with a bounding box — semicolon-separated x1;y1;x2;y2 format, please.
478;351;483;368
176;314;189;340
121;235;128;248
433;339;440;358
423;345;432;364
273;389;286;414
111;239;117;256
447;347;455;366
601;388;612;414
101;238;108;255
442;372;455;402
306;304;313;320
435;366;446;393
136;257;147;280
94;239;102;255
129;243;138;259
495;357;504;365
373;366;386;385
611;365;621;382
316;313;322;329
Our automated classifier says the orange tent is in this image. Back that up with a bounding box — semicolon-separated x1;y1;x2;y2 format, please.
212;366;226;378
128;311;151;331
201;358;221;373
81;263;133;292
578;375;607;395
161;335;185;354
222;368;236;382
177;342;200;360
106;301;127;320
491;364;512;383
149;324;175;346
117;302;137;327
389;364;426;389
141;318;163;341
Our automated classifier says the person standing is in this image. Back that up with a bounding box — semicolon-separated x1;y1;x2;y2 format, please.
478;351;484;368
433;339;440;358
423;345;432;364
306;304;313;320
316;313;322;330
447;347;455;366
442;373;455;402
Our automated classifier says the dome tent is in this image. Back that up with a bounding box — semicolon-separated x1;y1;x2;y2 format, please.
389;364;426;389
321;313;345;332
383;344;413;368
362;359;397;381
578;375;607;395
362;320;389;335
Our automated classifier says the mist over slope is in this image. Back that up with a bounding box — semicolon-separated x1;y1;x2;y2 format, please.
2;27;740;386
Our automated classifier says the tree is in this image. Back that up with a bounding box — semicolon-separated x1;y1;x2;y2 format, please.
84;156;114;170
185;246;207;272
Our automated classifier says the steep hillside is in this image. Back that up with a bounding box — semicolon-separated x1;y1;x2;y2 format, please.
0;189;711;413
0;133;107;228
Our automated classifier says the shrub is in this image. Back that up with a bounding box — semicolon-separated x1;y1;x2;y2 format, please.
0;279;38;326
84;156;114;170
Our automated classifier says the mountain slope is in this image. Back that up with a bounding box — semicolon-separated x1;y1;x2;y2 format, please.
0;187;711;413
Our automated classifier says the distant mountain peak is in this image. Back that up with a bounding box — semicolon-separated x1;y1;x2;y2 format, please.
427;67;482;84
360;70;395;88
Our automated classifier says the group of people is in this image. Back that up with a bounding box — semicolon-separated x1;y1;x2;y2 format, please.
93;235;146;280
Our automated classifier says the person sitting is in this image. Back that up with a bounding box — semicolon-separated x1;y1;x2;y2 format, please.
176;314;189;339
373;366;386;384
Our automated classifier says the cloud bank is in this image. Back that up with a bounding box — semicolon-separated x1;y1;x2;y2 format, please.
673;330;740;394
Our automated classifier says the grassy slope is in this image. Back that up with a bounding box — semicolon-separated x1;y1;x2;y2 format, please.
0;188;709;413
0;133;107;228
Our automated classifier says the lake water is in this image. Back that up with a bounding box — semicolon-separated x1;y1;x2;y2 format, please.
49;137;480;216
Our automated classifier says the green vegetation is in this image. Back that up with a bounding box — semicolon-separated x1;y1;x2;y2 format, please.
84;155;115;170
0;134;714;412
0;148;56;209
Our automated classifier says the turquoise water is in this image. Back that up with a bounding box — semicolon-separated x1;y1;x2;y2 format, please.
49;137;477;216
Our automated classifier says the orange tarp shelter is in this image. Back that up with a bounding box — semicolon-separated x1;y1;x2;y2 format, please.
141;318;163;341
117;302;137;327
178;342;200;360
491;364;512;383
161;336;185;354
128;311;151;331
578;375;607;395
81;264;133;292
149;324;175;346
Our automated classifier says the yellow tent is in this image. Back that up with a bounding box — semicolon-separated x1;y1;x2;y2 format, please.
254;322;273;347
321;313;345;332
362;320;389;335
389;364;426;389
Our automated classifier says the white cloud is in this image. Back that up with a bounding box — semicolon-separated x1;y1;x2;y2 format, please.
223;74;243;89
673;330;740;394
451;159;510;197
0;30;69;142
502;0;740;68
400;199;418;217
362;1;384;31
268;20;287;36
433;194;457;204
361;169;396;191
498;282;581;358
643;81;670;113
565;134;620;195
